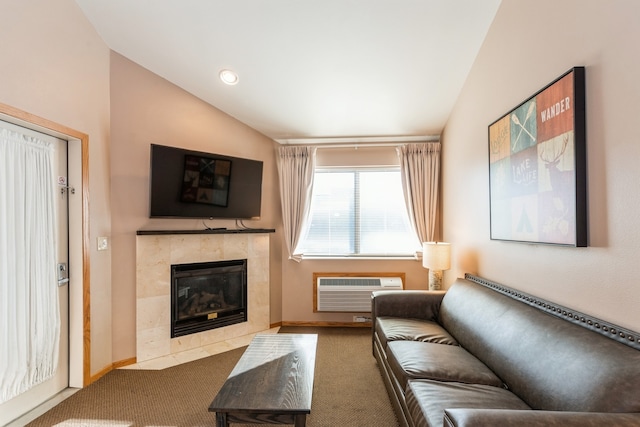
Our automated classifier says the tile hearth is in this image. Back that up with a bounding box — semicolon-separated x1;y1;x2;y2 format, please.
121;327;280;370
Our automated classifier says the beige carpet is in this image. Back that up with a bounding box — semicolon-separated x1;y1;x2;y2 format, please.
26;326;399;427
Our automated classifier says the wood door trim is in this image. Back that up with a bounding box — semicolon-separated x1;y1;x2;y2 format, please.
0;102;91;387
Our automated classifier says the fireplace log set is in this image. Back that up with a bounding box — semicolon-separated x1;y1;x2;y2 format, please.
171;259;248;337
179;288;239;319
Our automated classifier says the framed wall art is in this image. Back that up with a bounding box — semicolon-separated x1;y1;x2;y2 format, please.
488;67;587;246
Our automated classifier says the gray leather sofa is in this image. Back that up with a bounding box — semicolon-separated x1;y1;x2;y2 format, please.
371;274;640;427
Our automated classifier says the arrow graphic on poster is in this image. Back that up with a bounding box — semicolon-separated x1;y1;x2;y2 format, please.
511;102;536;151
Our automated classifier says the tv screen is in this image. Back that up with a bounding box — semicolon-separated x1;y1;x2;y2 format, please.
149;144;263;219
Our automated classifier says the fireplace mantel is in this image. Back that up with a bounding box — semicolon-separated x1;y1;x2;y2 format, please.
137;228;275;236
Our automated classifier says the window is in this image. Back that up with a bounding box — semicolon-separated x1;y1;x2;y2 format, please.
297;167;421;257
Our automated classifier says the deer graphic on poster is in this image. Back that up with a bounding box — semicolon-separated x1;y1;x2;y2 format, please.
540;134;572;192
539;134;573;238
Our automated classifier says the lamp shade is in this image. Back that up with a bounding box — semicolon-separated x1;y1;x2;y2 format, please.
422;242;451;271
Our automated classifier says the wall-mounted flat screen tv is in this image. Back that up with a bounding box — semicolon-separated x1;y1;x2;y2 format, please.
149;144;263;219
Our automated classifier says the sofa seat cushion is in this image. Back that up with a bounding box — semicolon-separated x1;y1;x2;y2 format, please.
387;341;505;390
406;379;531;427
376;317;458;349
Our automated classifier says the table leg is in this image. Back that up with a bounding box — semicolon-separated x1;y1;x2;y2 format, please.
216;412;228;427
294;414;306;427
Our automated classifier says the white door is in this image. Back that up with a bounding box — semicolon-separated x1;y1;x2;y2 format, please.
0;121;69;425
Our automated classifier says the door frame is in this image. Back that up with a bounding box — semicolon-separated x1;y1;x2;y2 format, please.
0;102;91;387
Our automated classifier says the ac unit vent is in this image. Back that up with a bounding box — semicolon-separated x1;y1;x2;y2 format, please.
316;276;403;312
318;278;387;287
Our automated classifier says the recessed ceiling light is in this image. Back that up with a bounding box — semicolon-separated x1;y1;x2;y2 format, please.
219;69;239;85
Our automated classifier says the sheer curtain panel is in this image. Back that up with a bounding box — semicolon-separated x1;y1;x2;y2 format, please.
0;128;60;403
397;143;441;244
276;146;316;261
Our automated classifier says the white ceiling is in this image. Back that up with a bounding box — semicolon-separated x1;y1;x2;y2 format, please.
74;0;501;142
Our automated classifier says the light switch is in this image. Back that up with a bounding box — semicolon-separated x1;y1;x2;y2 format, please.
97;236;108;251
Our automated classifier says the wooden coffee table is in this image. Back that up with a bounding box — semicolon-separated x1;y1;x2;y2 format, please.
209;333;318;427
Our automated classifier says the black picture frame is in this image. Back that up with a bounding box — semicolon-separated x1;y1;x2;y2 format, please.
488;67;587;246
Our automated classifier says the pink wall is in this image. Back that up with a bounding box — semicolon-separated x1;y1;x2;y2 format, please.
442;0;640;331
109;53;282;362
7;0;638;374
0;0;112;377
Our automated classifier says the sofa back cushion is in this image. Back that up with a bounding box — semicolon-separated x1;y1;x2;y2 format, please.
438;278;640;413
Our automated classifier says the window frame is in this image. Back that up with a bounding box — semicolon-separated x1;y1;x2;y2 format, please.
298;166;421;259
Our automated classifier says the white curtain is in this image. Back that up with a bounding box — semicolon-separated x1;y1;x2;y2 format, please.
0;128;59;403
397;142;441;244
276;146;316;262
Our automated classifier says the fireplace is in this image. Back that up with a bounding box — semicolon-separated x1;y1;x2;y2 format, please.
171;259;248;338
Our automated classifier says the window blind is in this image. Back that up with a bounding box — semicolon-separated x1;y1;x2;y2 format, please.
298;167;421;256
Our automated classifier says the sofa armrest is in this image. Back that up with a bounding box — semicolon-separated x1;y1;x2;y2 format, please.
444;408;640;427
371;290;445;323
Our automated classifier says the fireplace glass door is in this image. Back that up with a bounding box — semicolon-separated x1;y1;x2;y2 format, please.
171;259;247;337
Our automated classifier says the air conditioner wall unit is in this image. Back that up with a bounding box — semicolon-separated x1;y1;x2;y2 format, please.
316;276;403;312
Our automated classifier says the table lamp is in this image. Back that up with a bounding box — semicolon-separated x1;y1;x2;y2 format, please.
422;242;451;291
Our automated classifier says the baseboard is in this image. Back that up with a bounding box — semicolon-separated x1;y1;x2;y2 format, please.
89;364;112;384
282;320;372;328
89;357;137;384
113;357;137;368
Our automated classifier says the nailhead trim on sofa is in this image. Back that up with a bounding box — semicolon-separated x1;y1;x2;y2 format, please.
465;273;639;350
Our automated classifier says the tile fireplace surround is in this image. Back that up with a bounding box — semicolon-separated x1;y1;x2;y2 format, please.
134;229;273;368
